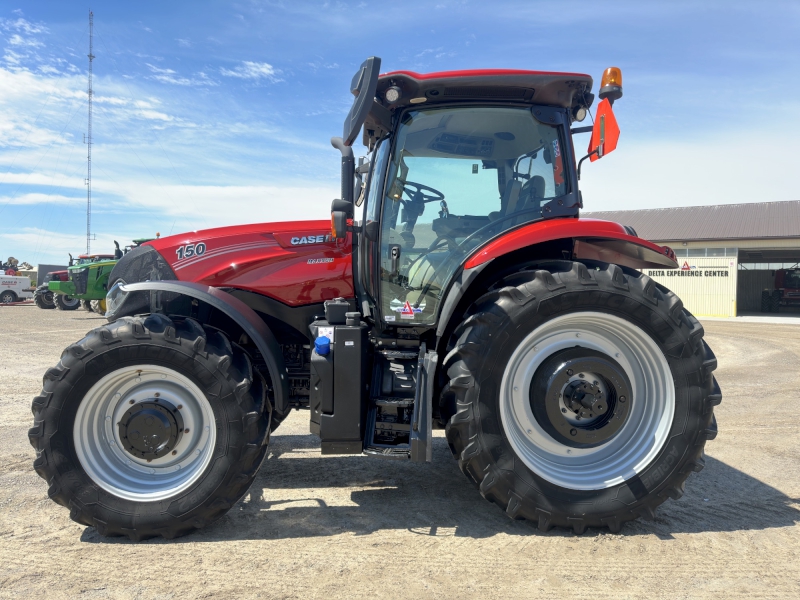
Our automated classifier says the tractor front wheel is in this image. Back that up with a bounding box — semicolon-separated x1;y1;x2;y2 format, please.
55;294;80;311
29;314;271;540
443;261;721;533
34;285;55;309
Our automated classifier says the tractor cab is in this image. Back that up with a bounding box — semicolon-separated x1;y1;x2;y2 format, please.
332;59;620;328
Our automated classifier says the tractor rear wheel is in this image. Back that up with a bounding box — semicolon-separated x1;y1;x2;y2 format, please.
443;261;721;533
90;299;106;316
55;294;80;311
34;285;55;309
769;290;781;313
760;290;770;313
29;314;271;540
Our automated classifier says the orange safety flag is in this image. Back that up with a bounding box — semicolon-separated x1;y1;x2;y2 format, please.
588;98;620;162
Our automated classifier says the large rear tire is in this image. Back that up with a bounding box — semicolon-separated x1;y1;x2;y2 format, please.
29;314;271;540
34;285;55;309
55;294;80;311
90;299;106;316
760;290;770;313
443;261;721;533
769;290;781;313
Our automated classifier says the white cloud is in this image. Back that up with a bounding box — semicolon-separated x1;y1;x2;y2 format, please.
146;62;217;86
220;61;279;81
8;33;43;48
136;109;174;122
3;227;119;261
146;63;175;75
0;17;47;35
0;192;83;206
94;95;129;106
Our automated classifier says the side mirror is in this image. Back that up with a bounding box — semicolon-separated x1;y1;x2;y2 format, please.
343;57;381;147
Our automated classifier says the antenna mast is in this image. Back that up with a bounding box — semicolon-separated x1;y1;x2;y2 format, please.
85;10;94;254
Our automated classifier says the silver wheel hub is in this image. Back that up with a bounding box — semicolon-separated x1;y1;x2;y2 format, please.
499;311;675;491
74;365;216;502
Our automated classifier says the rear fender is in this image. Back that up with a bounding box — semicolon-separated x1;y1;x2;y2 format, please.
107;280;289;415
437;219;678;340
464;218;678;271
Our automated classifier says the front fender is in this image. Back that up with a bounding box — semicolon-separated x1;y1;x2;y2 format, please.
464;218;678;271
107;280;289;415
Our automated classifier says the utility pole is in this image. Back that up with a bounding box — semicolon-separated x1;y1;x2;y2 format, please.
85;10;94;254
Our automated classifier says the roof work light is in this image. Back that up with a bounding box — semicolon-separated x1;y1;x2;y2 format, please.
384;85;402;103
599;67;623;105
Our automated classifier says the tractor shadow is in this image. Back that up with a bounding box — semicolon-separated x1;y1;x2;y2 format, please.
80;434;800;544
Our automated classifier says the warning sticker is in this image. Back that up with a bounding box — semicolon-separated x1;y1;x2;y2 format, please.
395;300;424;319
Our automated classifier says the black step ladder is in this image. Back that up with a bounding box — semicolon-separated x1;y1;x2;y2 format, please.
363;344;437;462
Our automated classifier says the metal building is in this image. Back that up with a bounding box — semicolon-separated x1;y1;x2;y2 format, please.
584;200;800;317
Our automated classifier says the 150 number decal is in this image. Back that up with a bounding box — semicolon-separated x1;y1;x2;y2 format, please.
175;243;206;260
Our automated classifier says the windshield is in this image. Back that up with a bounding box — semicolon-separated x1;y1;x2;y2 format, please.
377;105;568;325
784;270;800;289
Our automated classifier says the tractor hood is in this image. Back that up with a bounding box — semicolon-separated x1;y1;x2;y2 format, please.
110;219;354;307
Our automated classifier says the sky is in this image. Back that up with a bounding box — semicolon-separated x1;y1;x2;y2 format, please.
0;0;798;265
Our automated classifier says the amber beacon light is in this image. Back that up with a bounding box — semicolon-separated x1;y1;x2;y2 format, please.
599;67;623;105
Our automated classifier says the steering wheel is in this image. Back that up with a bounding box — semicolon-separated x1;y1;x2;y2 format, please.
401;181;445;204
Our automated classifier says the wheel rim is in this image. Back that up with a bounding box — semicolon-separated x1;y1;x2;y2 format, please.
62;295;80;308
499;311;674;491
74;365;217;502
1;292;14;303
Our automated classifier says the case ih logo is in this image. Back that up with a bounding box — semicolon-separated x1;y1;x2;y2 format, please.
291;234;333;245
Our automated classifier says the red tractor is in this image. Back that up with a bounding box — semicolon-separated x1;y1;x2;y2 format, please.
33;269;70;310
761;268;800;312
30;59;721;539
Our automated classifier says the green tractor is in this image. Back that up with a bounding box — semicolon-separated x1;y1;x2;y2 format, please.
49;240;154;314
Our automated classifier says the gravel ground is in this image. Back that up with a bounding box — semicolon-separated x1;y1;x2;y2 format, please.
1;304;798;599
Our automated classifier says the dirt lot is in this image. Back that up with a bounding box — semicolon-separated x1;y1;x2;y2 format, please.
1;305;798;599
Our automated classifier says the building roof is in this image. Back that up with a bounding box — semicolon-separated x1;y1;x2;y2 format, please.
583;200;800;242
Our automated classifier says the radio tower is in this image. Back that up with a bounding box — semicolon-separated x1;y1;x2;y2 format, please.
85;10;94;254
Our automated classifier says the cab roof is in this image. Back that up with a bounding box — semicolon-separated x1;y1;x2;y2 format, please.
377;69;594;110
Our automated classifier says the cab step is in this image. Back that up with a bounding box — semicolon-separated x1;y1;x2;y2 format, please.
363;344;437;462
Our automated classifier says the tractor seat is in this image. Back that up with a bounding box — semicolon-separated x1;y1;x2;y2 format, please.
507;175;545;224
